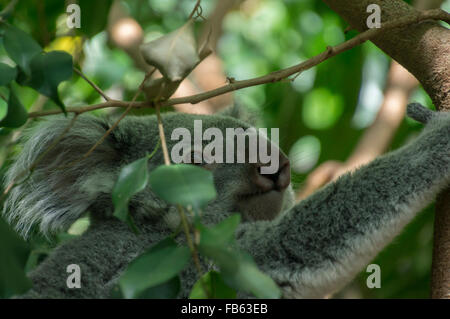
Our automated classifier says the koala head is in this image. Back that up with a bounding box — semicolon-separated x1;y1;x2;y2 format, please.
3;110;294;237
114;112;294;225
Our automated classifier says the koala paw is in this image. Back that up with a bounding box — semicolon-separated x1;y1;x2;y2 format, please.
407;103;450;133
406;103;434;124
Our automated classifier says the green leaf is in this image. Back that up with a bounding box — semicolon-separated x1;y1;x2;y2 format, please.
0;218;32;298
198;246;280;298
138;276;181;299
149;164;217;210
196;215;281;299
78;0;113;37
190;271;236;299
0;63;17;86
109;285;124;299
0;92;7;122
198;244;239;275
220;252;281;299
2;25;42;75
197;214;241;248
0;87;28;128
25;51;73;113
113;156;149;223
24;251;42;273
111;276;180;299
197;215;242;274
140;20;199;82
119;238;191;299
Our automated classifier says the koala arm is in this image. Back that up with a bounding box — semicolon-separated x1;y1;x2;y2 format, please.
17;217;172;299
18;219;142;298
236;104;450;298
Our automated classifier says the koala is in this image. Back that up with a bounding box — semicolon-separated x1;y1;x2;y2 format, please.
2;102;449;298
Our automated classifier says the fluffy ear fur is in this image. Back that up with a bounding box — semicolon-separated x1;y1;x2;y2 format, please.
2;115;120;238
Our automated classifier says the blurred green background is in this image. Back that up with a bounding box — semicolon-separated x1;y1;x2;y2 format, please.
1;0;449;298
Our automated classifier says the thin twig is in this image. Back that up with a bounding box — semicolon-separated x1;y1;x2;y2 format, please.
188;0;202;20
154;85;210;297
178;205;203;272
27;9;450;119
155;104;171;165
73;67;111;101
177;204;211;298
27;100;149;118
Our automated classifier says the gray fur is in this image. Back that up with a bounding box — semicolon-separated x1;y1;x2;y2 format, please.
406;102;434;124
3;103;449;298
3;115;120;238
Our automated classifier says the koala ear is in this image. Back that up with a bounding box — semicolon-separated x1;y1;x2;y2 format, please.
218;103;261;126
2;115;120;238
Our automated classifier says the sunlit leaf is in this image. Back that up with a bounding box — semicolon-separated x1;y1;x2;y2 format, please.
0;218;32;298
302;88;343;130
67;217;90;236
113;157;149;223
45;36;83;57
0;87;28;128
2;25;42;75
119;238;191;299
0;63;17;86
0;89;7;122
190;271;236;299
140;20;199;82
149;164;217;210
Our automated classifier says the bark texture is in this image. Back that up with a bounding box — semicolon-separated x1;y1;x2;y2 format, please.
323;0;449;109
322;0;450;298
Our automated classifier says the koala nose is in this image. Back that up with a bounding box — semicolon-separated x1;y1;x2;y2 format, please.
253;153;291;192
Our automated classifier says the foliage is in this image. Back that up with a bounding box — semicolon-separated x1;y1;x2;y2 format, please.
148;164;217;210
113;161;280;298
112;156;150;232
0;0;443;299
119;237;191;299
1;24;72;113
0;217;31;298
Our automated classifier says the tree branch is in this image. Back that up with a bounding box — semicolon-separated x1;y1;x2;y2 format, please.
323;1;449;109
106;0;216;114
27;8;449;119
